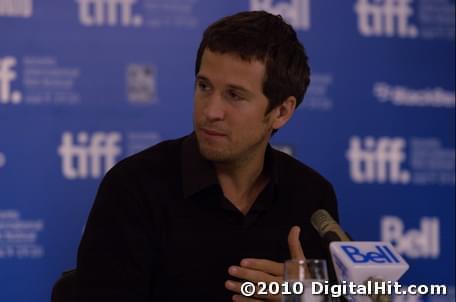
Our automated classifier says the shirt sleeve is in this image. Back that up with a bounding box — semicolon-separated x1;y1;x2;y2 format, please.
75;165;155;302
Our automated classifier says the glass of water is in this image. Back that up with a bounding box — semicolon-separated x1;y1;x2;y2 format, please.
282;259;329;302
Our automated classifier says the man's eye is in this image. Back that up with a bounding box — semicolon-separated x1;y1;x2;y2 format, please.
228;90;243;101
197;81;210;91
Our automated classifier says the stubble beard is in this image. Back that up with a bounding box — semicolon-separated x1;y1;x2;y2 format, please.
195;111;274;164
196;126;271;166
195;133;234;163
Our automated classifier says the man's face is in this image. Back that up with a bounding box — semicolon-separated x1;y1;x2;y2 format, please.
193;49;276;164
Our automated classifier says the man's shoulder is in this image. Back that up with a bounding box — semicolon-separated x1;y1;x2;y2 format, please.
273;148;332;189
106;135;186;181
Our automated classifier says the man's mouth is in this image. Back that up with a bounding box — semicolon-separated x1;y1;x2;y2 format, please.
200;128;226;137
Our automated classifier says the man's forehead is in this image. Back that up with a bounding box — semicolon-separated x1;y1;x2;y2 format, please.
198;49;266;91
204;48;266;65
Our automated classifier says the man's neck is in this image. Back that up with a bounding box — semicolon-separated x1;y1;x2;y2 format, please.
214;146;269;215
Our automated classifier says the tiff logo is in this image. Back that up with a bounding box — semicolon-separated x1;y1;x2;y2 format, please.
0;57;22;104
58;131;122;179
76;0;143;27
354;0;418;38
0;0;33;18
250;0;310;30
346;136;410;184
381;216;440;259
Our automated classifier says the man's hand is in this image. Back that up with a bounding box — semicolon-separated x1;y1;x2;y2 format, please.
225;226;305;301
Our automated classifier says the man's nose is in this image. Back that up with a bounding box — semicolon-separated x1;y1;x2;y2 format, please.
203;93;225;121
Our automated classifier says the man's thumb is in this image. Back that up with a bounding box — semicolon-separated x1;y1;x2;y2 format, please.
288;225;306;260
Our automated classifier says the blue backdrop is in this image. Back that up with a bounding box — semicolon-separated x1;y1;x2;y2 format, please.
0;1;454;301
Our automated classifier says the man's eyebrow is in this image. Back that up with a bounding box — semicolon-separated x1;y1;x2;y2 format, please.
227;84;252;95
196;75;210;82
196;74;253;95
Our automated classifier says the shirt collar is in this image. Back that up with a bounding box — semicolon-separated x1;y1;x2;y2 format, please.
181;132;279;199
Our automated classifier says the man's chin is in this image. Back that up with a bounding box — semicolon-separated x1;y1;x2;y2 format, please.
198;145;229;162
196;140;229;163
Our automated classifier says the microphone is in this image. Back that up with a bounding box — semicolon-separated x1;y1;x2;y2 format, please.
311;209;409;302
311;209;351;242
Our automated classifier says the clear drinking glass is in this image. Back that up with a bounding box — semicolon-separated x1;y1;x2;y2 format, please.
282;259;329;302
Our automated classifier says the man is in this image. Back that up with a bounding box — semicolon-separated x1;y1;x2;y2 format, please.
76;10;339;302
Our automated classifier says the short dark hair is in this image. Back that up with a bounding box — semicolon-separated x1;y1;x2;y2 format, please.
195;10;311;113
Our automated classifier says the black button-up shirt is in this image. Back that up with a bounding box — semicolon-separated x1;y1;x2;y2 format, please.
76;133;339;301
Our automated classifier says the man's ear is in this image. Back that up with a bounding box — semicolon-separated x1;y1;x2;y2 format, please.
271;96;297;130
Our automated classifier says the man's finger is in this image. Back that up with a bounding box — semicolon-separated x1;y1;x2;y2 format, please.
240;258;283;276
288;225;305;259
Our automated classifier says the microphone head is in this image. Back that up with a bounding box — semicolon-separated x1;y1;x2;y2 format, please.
311;209;337;236
311;209;351;242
